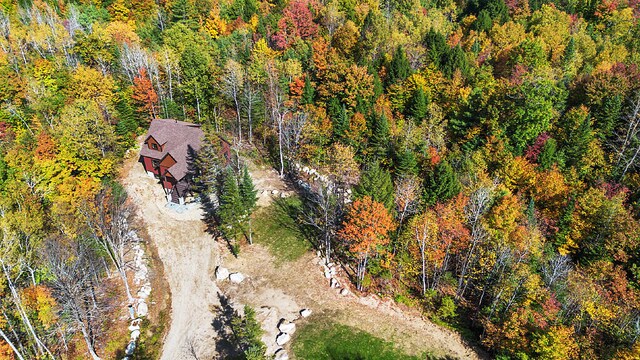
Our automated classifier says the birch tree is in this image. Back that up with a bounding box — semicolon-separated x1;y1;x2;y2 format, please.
222;59;245;143
81;186;134;302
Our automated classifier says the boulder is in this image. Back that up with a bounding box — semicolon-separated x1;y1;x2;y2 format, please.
130;329;141;341
271;190;279;195
330;278;339;288
229;272;245;283
137;302;148;317
340;288;350;296
275;349;289;360
215;266;230;281
300;309;312;318
276;332;291;346
278;320;296;334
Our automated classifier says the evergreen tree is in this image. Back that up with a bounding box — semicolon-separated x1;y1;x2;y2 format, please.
354;162;395;211
527;198;536;227
115;95;138;140
243;0;257;21
394;149;418;178
369;113;390;160
425;29;447;68
442;45;468;78
171;0;192;23
302;75;314;105
239;166;258;244
328;98;348;138
230;305;266;359
594;95;622;142
538;138;558;170
387;46;411;85
475;10;492;32
407;87;428;123
218;168;245;254
564;115;593;169
562;37;576;67
424;160;460;206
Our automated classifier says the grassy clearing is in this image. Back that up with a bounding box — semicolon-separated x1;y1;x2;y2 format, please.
251;196;311;263
291;318;430;360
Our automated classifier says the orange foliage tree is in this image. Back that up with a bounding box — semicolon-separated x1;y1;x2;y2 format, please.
131;68;158;120
339;196;396;291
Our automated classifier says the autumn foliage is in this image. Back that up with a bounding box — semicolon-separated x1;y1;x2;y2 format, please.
339;196;395;290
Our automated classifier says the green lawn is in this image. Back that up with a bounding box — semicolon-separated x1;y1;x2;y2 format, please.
251;196;311;263
291;319;427;360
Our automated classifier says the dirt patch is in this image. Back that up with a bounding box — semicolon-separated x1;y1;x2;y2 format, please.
120;148;222;360
221;245;482;359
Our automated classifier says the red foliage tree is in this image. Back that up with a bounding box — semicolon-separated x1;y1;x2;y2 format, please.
272;0;318;49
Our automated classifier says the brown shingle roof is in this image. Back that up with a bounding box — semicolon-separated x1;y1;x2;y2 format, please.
140;119;204;180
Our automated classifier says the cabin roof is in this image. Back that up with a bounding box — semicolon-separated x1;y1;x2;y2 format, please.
140;119;204;180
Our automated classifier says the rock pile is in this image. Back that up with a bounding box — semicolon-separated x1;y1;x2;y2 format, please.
123;231;152;360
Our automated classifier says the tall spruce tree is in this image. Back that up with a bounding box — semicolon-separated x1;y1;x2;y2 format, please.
302;75;314;105
394;149;418;178
387;46;411;85
218;168;245;254
369;113;390;160
239;166;258;244
407;87;428;123
424;160;460;205
354;162;395;211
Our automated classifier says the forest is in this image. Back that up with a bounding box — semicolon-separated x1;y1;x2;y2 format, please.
0;0;639;358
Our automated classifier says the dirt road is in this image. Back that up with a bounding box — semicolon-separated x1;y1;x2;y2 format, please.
121;151;222;360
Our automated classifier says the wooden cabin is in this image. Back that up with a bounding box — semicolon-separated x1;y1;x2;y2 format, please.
139;119;205;204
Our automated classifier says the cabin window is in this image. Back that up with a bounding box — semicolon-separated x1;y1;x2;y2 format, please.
151;143;158;150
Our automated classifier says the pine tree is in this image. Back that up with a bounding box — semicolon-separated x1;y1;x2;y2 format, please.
218;168;244;253
369;113;390;160
407;87;428;124
115;95;138;140
243;0;257;21
388;46;411;85
538;138;558;170
475;10;492;32
394;149;418;178
302;75;314;105
328;98;348;139
230;305;266;358
564;115;593;169
354;162;395;211
425;29;447;68
442;45;468;78
424;160;460;206
594;95;622;142
239;166;258;244
194;141;223;226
